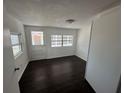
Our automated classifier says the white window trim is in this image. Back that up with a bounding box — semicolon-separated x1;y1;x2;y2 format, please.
31;31;44;46
51;35;73;47
62;35;73;47
51;35;62;47
14;51;23;59
10;32;23;59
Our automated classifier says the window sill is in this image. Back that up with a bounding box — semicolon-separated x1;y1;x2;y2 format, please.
32;45;45;46
51;46;73;48
14;51;23;60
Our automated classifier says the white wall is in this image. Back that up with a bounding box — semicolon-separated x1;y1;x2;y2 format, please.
3;7;29;81
3;28;20;93
85;6;121;93
46;27;78;59
76;21;92;61
24;26;78;60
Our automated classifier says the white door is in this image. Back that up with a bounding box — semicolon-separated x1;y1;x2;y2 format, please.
3;28;20;93
25;30;47;60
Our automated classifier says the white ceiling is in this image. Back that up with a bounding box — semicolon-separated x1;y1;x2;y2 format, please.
4;0;120;29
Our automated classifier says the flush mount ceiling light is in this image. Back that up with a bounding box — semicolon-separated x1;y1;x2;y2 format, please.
66;19;75;23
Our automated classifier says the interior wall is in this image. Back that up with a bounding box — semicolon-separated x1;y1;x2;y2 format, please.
3;28;20;93
3;7;29;81
85;5;121;93
24;26;78;61
76;21;92;61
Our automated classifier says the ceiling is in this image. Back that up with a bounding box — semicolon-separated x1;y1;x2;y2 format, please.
4;0;120;29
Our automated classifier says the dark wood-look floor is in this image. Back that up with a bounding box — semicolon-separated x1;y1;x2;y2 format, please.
19;55;95;93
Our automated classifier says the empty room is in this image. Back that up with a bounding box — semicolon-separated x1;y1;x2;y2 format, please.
3;0;121;93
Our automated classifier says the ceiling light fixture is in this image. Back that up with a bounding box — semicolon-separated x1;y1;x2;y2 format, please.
66;19;75;23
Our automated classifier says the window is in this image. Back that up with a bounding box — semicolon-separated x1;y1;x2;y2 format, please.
51;35;62;47
31;31;44;45
11;34;22;57
63;35;73;46
51;35;73;47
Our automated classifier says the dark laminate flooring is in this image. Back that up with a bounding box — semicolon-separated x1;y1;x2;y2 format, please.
19;55;95;93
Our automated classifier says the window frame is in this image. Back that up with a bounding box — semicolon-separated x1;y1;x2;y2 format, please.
62;35;73;47
51;35;73;47
31;31;44;46
51;35;62;47
10;33;23;59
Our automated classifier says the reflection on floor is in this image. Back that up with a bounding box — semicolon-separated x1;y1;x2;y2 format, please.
19;55;95;93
